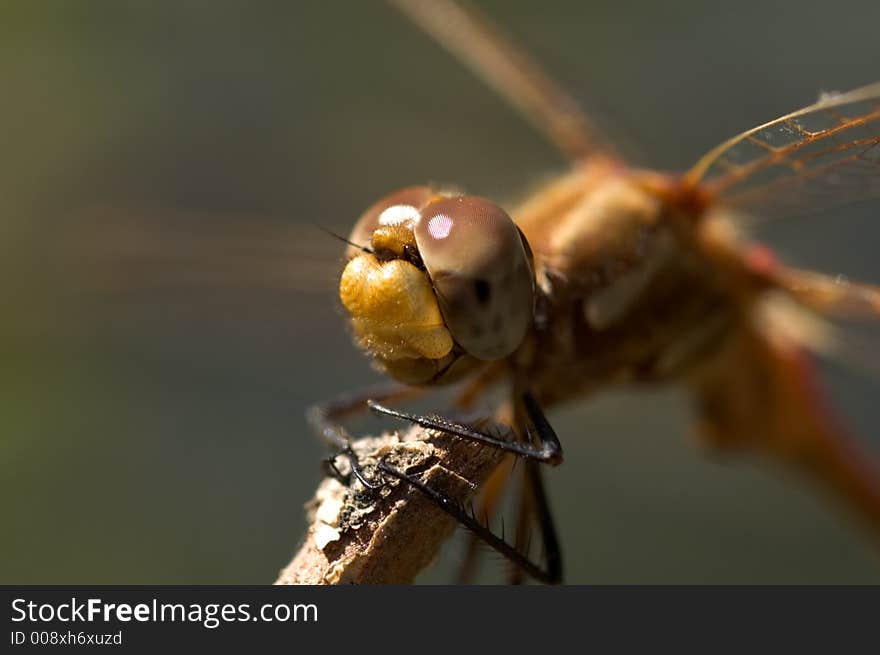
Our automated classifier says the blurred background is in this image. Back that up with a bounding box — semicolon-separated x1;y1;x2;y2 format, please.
2;0;879;584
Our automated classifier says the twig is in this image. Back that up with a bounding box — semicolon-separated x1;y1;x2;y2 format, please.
275;424;507;584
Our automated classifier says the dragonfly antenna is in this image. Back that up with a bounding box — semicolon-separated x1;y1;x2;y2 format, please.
313;223;373;254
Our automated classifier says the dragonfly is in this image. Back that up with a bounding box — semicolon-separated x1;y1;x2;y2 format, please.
50;0;880;584
300;0;880;584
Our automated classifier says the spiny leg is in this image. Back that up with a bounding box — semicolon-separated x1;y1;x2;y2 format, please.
307;382;427;489
514;390;563;583
308;379;503;490
454;387;543;583
376;457;560;584
310;385;564;582
368;390;563;465
522;459;563;583
307;363;522;476
376;390;565;583
455;455;515;584
508;465;535;585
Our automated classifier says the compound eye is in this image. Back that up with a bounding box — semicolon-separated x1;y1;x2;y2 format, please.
346;186;435;260
414;196;534;361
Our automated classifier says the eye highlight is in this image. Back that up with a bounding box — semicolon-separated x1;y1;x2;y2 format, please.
426;212;454;240
414;195;535;360
345;186;435;260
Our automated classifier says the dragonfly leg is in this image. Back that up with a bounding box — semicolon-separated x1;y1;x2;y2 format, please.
310;385;564;582
455;455;515;583
506;463;534;585
367;390;564;465
521;459;563;583
376;455;562;584
306;382;425;450
375;390;564;583
320;446;383;491
307;383;428;490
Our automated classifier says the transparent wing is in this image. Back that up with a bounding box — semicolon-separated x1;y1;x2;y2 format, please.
753;266;880;378
684;82;880;221
388;0;616;162
64;206;344;296
2;207;350;341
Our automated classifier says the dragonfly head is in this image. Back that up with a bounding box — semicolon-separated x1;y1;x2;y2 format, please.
339;186;535;385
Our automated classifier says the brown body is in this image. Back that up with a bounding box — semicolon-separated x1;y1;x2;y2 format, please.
507;157;880;538
512;158;734;404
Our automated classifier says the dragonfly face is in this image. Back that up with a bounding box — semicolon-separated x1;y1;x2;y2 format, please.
340;186;535;385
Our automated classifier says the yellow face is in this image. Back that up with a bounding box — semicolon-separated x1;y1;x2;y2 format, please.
339;187;535;385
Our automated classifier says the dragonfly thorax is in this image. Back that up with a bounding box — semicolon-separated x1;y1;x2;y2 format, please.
339;187;536;385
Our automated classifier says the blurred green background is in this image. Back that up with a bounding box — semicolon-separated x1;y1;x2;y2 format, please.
2;0;879;584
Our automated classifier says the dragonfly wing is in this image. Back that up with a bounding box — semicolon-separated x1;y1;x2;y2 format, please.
688;316;880;541
3;206;347;340
388;0;617;162
684;81;880;222
62;206;344;296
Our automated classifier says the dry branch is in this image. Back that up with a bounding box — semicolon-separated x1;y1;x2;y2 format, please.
275;423;507;584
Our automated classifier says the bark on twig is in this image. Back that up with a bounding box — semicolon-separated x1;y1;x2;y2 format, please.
275;423;507;584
